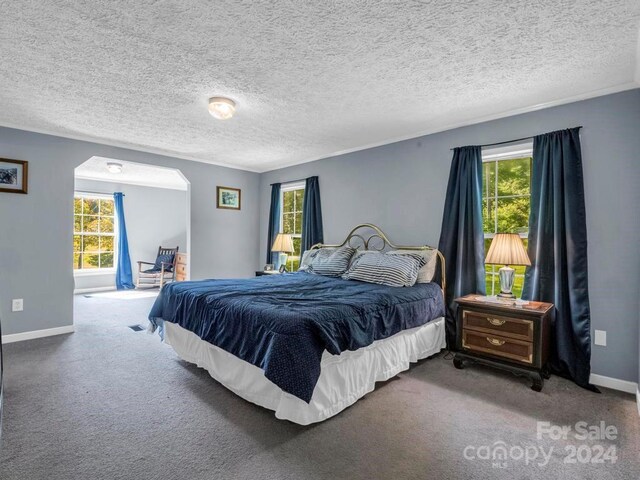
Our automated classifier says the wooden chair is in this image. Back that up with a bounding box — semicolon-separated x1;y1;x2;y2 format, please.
136;246;179;289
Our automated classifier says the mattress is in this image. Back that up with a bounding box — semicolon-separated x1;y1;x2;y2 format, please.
163;316;446;425
149;272;446;402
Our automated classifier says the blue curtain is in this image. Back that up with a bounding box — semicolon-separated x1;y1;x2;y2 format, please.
522;127;596;390
267;183;281;266
113;192;134;290
438;146;485;348
301;176;324;255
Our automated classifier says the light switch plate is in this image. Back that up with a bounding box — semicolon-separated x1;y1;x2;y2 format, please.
594;330;606;346
12;298;24;312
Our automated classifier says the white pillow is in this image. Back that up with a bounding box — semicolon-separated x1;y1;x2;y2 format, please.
387;249;438;283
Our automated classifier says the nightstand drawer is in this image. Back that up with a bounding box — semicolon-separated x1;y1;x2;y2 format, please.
462;330;533;365
463;310;534;342
175;263;187;275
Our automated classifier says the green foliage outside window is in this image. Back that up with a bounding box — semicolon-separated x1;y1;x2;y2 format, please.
483;157;531;297
73;196;116;270
281;188;304;271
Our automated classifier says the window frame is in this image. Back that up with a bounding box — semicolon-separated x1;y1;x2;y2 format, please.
481;142;533;296
279;181;305;271
73;192;118;275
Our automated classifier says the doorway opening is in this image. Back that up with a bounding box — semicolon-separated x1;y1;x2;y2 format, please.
72;156;190;328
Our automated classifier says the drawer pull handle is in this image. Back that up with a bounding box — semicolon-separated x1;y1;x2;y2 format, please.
486;337;506;346
487;317;506;326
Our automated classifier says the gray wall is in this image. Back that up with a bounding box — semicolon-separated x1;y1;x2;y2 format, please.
73;179;188;291
259;89;640;383
0;127;260;336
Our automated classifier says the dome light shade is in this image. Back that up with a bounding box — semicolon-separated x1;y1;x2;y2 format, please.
208;97;236;120
106;162;123;174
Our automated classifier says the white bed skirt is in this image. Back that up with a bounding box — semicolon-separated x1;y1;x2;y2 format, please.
163;317;446;425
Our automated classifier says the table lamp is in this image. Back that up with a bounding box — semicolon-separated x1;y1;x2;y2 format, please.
271;233;294;271
485;233;531;298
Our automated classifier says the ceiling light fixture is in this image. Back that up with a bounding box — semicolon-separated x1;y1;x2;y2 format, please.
106;162;123;174
208;97;236;120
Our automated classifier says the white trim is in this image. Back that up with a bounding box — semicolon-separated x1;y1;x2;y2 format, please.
482;141;534;161
2;325;74;344
264;82;639;173
76;157;190;191
2;84;638;174
74;190;114;199
73;269;116;277
637;387;640;417
74;173;188;192
281;181;306;192
73;286;116;294
0;120;261;173
634;27;640;84
589;373;638;394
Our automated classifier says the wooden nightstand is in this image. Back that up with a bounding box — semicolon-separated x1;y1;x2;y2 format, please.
453;294;554;392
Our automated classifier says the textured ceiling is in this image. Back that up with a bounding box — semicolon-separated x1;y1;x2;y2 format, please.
75;157;188;190
1;1;639;172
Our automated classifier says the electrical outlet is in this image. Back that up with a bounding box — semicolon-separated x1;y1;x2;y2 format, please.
594;330;606;346
12;298;24;312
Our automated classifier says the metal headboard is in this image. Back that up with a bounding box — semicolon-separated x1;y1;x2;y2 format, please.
310;223;446;295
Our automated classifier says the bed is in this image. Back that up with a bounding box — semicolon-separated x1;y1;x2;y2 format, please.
148;224;447;425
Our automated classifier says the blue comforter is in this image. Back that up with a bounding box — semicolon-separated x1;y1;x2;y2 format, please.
149;272;445;403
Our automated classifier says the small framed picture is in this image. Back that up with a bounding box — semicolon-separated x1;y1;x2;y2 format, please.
216;186;241;210
264;264;274;271
0;158;28;194
279;264;287;273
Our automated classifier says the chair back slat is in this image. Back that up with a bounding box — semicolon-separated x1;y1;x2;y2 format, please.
158;246;179;258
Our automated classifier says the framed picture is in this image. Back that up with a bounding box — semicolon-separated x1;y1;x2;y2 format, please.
216;186;241;210
264;264;274;271
0;158;28;194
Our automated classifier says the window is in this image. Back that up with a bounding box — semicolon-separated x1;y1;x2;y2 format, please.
482;145;532;297
280;182;305;271
73;194;116;271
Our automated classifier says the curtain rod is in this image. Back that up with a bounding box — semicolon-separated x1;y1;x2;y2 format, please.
449;126;582;151
269;178;307;186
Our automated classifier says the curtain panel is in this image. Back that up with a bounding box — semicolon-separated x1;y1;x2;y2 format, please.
113;192;134;290
522;127;595;390
438;146;486;348
301;176;324;255
267;183;282;266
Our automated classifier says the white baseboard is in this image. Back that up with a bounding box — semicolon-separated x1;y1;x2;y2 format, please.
1;325;75;344
636;388;640;417
589;373;638;394
74;286;116;294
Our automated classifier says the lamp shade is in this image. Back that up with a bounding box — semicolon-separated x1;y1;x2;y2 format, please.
485;233;531;266
271;233;294;253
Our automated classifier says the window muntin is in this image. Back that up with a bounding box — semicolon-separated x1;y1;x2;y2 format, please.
280;183;304;271
73;195;116;271
482;149;532;298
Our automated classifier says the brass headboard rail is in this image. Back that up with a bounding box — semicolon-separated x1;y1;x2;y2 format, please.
309;223;446;296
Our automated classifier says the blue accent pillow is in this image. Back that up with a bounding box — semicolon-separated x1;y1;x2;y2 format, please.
154;253;175;272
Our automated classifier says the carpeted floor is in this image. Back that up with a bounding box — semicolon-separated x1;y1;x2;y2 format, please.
1;293;638;480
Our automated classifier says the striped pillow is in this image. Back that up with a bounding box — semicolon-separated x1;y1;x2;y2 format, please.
308;246;356;277
298;248;325;272
342;251;426;287
387;249;438;283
